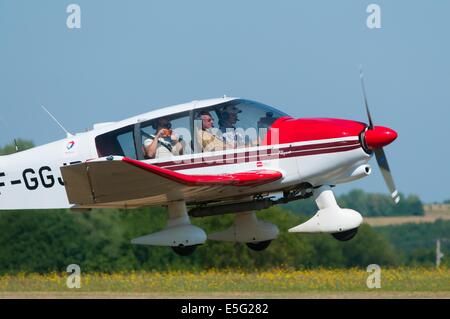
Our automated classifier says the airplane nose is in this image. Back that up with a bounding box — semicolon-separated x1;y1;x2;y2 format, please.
364;126;398;150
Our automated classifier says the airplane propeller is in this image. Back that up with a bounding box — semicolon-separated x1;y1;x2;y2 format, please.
359;67;400;204
359;67;374;130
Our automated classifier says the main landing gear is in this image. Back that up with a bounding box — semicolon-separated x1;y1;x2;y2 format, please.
131;201;206;256
332;228;358;241
171;245;199;256
131;185;363;256
131;202;279;256
208;211;279;252
246;240;272;251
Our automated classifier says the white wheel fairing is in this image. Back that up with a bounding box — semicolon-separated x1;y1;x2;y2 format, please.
208;211;279;243
288;186;363;234
131;201;207;247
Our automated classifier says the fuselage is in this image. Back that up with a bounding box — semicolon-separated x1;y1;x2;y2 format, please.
0;97;374;210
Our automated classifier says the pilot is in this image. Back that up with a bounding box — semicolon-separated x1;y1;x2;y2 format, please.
219;105;245;148
257;112;276;130
144;117;184;159
195;111;232;152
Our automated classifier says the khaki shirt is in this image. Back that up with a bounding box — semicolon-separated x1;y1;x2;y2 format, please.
197;130;233;152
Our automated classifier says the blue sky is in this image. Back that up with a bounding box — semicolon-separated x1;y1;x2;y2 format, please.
0;1;449;203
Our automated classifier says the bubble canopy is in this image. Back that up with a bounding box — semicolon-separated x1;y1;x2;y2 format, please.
95;99;290;159
195;99;289;132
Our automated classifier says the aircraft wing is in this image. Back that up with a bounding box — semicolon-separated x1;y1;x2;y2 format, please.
60;156;282;206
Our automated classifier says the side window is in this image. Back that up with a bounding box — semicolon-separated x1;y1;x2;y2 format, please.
139;112;192;160
116;130;136;158
96;125;137;159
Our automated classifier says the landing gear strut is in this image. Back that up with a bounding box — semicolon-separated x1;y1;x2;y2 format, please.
131;201;206;256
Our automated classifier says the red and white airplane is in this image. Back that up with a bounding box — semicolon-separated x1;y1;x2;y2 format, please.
0;73;398;255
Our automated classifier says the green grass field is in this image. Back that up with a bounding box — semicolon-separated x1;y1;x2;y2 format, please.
0;268;449;298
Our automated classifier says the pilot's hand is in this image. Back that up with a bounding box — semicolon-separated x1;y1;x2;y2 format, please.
170;133;180;142
156;129;165;139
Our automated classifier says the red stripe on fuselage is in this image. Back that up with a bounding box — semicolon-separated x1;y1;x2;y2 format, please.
148;140;361;171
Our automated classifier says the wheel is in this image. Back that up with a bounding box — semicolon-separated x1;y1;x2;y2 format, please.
246;240;272;251
332;228;358;241
171;245;198;256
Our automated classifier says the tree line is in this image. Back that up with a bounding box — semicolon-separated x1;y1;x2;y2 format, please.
0;206;447;274
0;207;401;274
285;189;424;217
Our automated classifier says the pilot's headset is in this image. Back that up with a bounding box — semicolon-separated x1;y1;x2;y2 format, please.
194;111;203;121
221;105;241;125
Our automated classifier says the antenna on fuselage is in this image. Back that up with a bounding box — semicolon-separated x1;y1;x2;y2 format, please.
0;116;19;152
41;105;73;138
13;139;19;152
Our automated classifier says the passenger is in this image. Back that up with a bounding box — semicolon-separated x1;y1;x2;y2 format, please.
219;105;245;147
256;112;276;145
257;112;276;130
195;111;232;152
144;117;184;159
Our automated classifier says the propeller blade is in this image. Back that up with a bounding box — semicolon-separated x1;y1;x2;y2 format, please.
374;148;400;204
359;66;374;129
358;67;399;204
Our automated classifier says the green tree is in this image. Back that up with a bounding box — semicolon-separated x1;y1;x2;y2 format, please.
0;206;403;273
287;189;424;217
375;220;450;266
0;139;34;155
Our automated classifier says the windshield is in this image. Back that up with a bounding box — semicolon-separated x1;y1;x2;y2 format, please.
193;99;289;152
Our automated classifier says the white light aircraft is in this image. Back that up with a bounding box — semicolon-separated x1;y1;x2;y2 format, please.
0;73;399;255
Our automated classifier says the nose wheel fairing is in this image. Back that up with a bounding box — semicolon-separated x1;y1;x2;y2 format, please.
288;185;363;234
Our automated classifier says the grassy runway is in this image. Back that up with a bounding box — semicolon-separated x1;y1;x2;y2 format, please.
1;268;449;299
